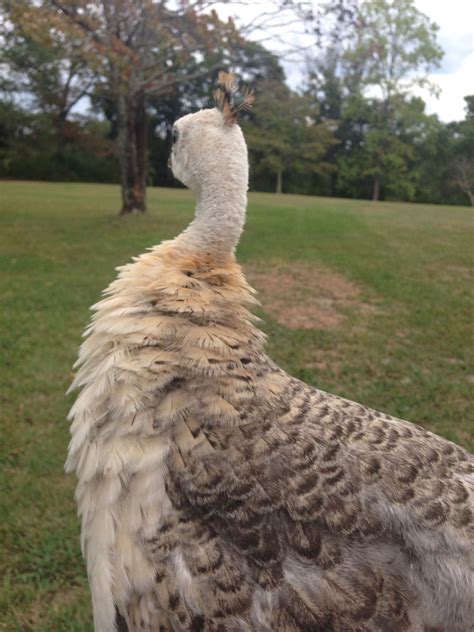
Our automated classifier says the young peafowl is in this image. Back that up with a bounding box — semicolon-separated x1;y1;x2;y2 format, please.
67;72;473;632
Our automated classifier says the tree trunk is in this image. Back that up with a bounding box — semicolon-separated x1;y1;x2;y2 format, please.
372;174;381;201
55;112;68;147
117;91;148;215
276;167;283;194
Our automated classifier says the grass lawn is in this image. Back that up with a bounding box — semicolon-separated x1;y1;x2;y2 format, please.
1;181;473;630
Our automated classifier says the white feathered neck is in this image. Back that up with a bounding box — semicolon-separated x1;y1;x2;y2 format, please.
171;108;249;255
181;175;247;254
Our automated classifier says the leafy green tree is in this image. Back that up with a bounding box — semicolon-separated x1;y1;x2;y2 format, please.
243;81;336;194
1;0;249;213
306;0;443;201
45;0;246;214
0;1;94;141
451;96;474;206
337;96;447;201
0;0;117;183
0;99;117;182
345;0;442;200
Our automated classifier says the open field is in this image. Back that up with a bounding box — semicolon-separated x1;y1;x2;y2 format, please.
1;181;473;630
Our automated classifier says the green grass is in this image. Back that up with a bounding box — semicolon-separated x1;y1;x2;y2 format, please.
1;181;473;630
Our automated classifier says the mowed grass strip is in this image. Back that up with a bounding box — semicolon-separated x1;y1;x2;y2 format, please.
1;181;473;630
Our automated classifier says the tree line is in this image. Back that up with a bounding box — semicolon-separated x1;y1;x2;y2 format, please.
0;0;473;211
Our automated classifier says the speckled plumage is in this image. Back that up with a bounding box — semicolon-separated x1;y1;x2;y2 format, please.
68;74;473;632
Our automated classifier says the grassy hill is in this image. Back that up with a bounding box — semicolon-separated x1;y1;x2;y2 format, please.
1;181;472;630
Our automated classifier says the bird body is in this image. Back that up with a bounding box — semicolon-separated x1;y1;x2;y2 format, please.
68;74;473;632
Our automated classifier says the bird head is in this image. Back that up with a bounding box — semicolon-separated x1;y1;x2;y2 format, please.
170;71;254;194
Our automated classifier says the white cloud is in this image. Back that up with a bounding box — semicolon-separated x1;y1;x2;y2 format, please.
420;52;474;122
415;0;474;52
413;0;474;120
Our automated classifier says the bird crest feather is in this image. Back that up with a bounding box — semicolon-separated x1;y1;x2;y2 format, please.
213;70;254;125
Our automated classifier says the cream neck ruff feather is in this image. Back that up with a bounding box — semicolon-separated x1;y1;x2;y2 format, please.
67;239;273;632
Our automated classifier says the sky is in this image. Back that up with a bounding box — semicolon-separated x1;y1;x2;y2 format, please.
215;0;474;122
414;0;474;121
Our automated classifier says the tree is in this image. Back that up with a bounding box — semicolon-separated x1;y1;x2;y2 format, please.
453;159;474;207
451;96;474;206
337;95;447;201
243;80;336;194
346;0;442;200
305;46;368;197
0;97;118;182
5;0;305;214
0;1;301;196
35;0;246;215
0;1;94;139
0;0;118;181
409;109;458;205
1;0;249;213
306;0;443;201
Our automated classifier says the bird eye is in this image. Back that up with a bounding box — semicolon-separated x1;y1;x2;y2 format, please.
172;128;179;145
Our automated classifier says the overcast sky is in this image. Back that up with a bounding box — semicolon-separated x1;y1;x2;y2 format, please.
216;0;474;122
414;0;474;121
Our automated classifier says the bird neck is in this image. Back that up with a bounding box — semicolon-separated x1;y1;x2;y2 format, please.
180;176;247;256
